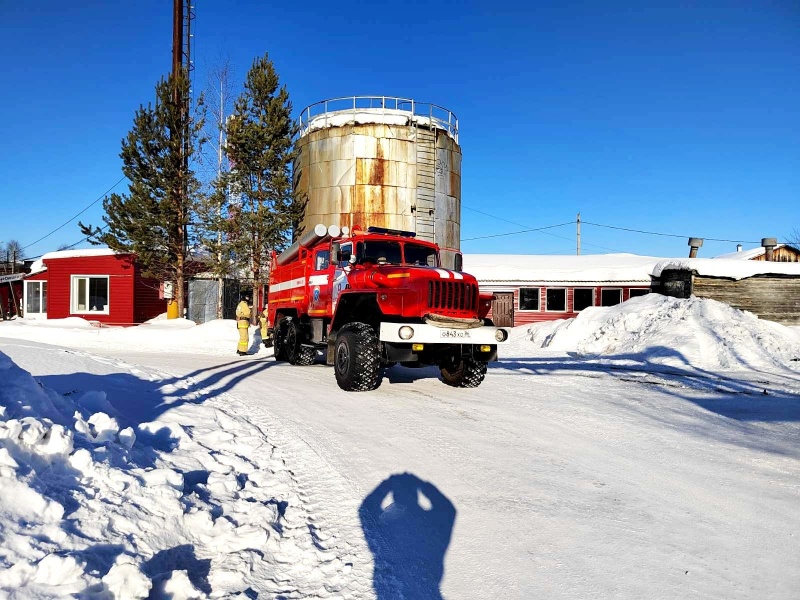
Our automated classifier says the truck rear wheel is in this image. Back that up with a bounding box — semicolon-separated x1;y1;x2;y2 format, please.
440;358;488;388
334;323;383;392
285;318;316;366
273;319;289;361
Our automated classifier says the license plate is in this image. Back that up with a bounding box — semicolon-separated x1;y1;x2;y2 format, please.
440;329;471;339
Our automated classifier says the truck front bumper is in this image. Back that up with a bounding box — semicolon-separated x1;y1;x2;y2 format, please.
379;322;510;345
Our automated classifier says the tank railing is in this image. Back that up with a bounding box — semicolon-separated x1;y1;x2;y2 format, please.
297;96;459;142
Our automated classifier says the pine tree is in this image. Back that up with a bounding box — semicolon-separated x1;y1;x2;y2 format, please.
223;53;301;310
80;73;205;317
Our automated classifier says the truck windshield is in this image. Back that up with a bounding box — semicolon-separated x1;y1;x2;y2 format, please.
358;241;402;265
403;243;439;267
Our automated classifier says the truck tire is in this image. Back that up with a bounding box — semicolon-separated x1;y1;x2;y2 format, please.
440;358;488;388
334;323;383;392
285;318;316;366
274;318;289;361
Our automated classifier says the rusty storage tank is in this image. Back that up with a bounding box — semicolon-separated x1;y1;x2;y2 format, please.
294;96;462;268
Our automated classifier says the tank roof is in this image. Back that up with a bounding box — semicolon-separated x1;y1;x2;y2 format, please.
298;96;458;142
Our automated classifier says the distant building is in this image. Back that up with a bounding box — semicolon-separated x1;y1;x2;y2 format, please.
715;243;800;263
463;254;659;327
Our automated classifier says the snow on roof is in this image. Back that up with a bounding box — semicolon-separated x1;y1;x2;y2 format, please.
462;254;663;285
714;247;767;260
303;109;443;135
652;258;800;280
41;248;123;261
26;258;46;275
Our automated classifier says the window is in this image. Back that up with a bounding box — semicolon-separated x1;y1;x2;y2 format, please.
338;243;353;266
519;288;540;311
628;288;649;298
403;243;438;267
359;241;402;265
72;276;109;314
546;288;567;312
314;250;330;271
25;281;47;314
573;288;594;312
600;288;622;307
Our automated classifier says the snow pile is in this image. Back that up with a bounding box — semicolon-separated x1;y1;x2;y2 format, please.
530;294;800;372
0;350;349;598
1;318;260;357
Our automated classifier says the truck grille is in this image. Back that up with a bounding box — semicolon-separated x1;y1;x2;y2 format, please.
428;281;477;312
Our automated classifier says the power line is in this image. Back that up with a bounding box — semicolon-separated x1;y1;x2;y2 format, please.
462;205;624;252
581;220;764;244
21;176;126;251
461;221;575;241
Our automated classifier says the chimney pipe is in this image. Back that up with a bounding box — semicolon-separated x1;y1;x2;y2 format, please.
688;237;704;258
736;244;742;252
762;237;777;261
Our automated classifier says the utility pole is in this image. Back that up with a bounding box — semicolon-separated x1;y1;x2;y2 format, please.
576;212;581;256
170;0;194;318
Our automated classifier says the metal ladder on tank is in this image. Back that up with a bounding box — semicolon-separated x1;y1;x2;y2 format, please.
414;125;437;243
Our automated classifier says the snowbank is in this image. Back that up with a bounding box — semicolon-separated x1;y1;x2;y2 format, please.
0;350;345;598
1;318;260;358
529;294;800;372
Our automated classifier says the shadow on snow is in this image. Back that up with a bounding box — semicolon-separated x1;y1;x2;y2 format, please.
360;473;456;600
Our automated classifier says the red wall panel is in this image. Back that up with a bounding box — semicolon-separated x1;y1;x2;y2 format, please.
484;285;650;327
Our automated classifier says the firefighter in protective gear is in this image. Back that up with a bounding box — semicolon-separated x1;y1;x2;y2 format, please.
235;295;252;356
258;307;270;347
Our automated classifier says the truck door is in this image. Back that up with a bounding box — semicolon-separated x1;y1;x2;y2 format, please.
308;248;332;315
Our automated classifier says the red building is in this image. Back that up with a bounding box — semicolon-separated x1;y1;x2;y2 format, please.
23;249;167;325
463;254;660;327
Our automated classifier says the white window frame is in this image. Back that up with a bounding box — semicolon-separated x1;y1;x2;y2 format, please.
71;275;110;315
24;280;47;319
518;287;541;312
545;287;567;313
572;287;595;312
628;288;650;299
600;287;623;307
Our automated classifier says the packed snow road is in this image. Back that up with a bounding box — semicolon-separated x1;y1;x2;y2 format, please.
3;325;799;599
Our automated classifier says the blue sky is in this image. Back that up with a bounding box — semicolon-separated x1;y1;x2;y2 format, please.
1;0;798;259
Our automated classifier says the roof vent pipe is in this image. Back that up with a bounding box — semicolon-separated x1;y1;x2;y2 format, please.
762;237;777;262
688;237;704;258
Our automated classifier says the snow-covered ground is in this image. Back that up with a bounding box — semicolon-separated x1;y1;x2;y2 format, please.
1;296;799;599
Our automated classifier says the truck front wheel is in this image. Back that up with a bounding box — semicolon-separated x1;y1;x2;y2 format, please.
334;323;383;392
440;357;488;388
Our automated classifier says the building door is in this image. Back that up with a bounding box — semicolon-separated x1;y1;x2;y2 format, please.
492;292;515;327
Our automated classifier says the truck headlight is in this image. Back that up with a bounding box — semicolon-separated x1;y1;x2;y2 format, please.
399;326;414;340
494;329;508;342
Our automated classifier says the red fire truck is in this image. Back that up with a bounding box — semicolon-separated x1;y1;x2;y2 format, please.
266;225;509;392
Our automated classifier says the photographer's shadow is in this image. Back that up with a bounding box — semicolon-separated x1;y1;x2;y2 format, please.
359;473;456;599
